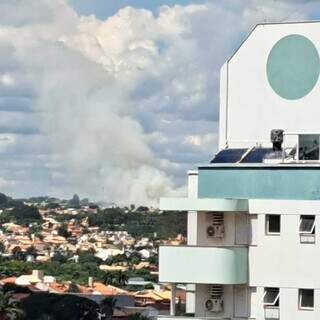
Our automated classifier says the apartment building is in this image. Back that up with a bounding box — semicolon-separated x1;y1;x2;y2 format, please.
158;21;320;320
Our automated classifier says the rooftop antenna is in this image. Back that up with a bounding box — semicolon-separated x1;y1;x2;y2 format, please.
257;0;300;24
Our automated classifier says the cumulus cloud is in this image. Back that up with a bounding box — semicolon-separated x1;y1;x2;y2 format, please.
0;0;315;204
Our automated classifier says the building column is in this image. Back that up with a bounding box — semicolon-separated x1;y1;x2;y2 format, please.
170;283;176;316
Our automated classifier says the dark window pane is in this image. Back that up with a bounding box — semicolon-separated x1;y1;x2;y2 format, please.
300;215;315;234
300;289;314;308
299;135;319;160
268;215;280;233
264;287;280;306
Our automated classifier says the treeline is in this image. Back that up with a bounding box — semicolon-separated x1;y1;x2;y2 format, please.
87;208;187;239
0;191;187;238
0;250;157;286
0;202;42;225
1;286;146;320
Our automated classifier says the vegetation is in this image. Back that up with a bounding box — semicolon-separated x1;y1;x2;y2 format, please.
69;194;80;209
0;242;5;254
104;271;128;287
0;258;157;288
0;289;119;320
67;282;81;293
127;315;149;320
0;290;24;320
57;223;71;238
22;293;100;320
0;203;42;225
0;193;8;207
99;297;117;320
87;208;187;239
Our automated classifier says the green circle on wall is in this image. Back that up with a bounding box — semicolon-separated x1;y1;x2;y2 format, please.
267;34;320;100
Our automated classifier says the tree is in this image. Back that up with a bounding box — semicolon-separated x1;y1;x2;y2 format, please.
136;206;149;212
0;242;5;254
131;315;149;320
69;194;80;209
51;252;68;264
103;271;128;287
116;271;128;287
46;203;60;209
99;297;117;320
127;314;149;320
2;283;32;295
12;246;23;260
0;260;32;278
147;255;158;265
0;193;8;206
77;251;99;264
67;282;80;293
57;224;71;238
144;283;154;290
22;293;100;320
127;252;141;266
10;203;42;224
25;246;38;257
0;290;24;320
29;224;41;236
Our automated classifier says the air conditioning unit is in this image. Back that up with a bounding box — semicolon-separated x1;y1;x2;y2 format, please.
205;298;223;312
206;285;224;312
206;225;224;238
206;212;225;238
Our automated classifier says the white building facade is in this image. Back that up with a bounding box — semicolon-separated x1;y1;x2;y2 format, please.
159;21;320;320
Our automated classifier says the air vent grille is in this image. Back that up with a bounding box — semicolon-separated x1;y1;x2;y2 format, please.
212;213;224;225
209;285;223;299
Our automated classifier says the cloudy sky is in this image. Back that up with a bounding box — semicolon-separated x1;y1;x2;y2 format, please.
0;0;318;205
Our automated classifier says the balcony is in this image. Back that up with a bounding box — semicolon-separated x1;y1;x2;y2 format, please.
159;246;247;285
198;165;320;200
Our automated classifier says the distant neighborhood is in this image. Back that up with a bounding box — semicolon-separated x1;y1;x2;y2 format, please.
0;193;187;319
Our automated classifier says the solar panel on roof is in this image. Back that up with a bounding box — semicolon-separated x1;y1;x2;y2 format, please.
210;149;247;163
241;148;274;163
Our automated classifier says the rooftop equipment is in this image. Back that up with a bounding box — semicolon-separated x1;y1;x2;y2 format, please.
270;129;284;151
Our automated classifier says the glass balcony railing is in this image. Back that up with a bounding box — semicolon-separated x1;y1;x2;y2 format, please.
282;132;320;162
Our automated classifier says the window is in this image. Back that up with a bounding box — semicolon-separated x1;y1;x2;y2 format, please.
299;215;316;243
299;289;314;310
263;287;280;307
299;135;319;161
266;215;281;234
299;216;315;234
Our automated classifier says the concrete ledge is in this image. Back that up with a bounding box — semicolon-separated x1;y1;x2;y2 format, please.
249;199;320;214
160;198;248;212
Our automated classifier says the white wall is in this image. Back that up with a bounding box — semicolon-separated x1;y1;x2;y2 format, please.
249;286;320;320
220;22;320;148
249;199;320;215
249;214;320;288
280;288;320;320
